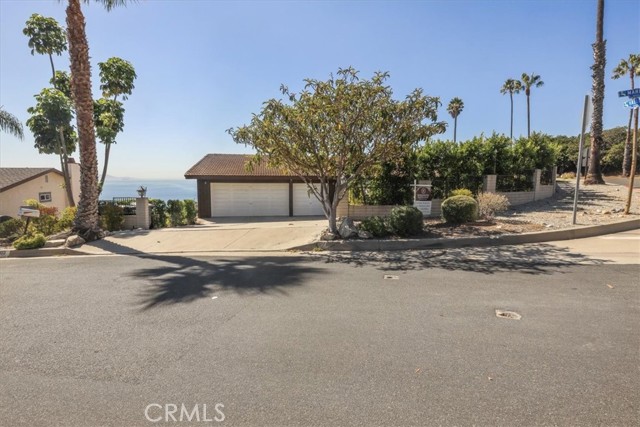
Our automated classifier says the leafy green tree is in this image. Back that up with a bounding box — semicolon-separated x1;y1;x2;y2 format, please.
500;79;522;140
228;67;446;233
585;0;606;185
26;88;77;157
520;73;544;138
97;57;137;191
0;107;24;139
447;97;464;143
23;14;75;205
612;53;640;176
65;0;132;240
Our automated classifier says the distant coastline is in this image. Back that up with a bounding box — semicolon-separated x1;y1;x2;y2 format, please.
101;178;196;201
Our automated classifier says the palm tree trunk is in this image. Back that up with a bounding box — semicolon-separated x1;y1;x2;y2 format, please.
526;94;531;138
585;0;606;185
622;73;635;177
510;92;514;141
453;116;457;143
66;0;101;240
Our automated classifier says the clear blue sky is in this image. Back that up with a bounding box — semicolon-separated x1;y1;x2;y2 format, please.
1;0;638;179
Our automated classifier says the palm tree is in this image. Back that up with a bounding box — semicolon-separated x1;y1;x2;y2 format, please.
612;53;640;177
500;79;522;141
447;97;464;143
520;73;544;138
64;0;131;240
0;107;24;139
585;0;606;185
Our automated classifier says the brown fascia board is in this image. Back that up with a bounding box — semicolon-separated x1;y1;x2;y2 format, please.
0;169;64;193
185;175;325;183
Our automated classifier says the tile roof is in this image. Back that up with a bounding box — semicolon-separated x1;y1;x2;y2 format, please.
0;168;62;192
185;154;295;178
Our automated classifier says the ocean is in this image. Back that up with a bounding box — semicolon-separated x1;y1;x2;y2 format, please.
101;179;196;201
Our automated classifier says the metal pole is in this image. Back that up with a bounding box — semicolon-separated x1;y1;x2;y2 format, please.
573;95;590;225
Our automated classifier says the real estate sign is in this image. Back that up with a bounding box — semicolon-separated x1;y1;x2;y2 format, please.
413;184;433;215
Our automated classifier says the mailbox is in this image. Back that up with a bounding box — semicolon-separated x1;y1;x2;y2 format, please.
18;206;41;218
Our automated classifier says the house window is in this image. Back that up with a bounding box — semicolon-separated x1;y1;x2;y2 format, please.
39;192;52;203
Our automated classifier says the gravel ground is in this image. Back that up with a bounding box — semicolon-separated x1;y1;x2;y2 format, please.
496;178;640;230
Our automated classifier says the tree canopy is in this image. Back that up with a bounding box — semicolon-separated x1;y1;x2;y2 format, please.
228;67;446;233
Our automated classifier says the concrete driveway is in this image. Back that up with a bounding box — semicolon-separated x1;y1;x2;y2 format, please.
81;217;327;255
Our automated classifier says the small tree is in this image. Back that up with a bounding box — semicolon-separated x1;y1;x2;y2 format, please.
228;68;446;234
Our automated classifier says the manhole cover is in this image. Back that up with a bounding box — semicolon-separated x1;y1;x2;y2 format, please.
495;309;521;320
383;275;399;280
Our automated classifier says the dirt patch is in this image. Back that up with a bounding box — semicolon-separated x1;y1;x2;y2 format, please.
424;218;545;238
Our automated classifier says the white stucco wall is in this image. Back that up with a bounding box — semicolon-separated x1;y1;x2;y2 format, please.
0;173;70;217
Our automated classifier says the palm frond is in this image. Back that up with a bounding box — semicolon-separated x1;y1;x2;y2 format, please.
0;107;25;140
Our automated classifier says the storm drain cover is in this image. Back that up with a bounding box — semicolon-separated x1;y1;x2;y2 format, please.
495;309;521;320
383;275;399;280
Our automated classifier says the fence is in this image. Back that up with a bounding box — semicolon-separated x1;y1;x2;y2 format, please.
338;167;557;220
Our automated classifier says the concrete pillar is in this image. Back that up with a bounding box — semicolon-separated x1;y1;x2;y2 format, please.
533;169;542;201
483;175;497;193
136;197;150;229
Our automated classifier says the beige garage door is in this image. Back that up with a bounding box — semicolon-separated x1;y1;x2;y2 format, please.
211;183;289;217
293;183;325;216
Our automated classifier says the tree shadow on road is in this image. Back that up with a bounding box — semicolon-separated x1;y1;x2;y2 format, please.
311;243;608;275
130;254;321;310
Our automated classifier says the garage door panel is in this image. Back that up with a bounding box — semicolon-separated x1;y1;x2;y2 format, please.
211;183;289;217
293;183;325;216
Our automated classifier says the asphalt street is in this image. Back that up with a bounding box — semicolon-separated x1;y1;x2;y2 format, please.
1;232;638;426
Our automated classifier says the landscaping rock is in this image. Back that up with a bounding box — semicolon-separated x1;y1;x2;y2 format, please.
65;235;85;248
320;229;338;241
357;230;373;239
338;218;358;239
48;230;72;240
44;239;65;248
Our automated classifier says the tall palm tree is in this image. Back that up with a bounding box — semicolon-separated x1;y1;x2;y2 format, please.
520;73;544;138
585;0;606;185
64;0;131;240
500;79;522;141
0;107;24;139
447;97;464;143
612;53;640;177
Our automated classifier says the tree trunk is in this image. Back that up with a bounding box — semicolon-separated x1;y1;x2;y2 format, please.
67;0;101;240
510;92;514;141
584;0;606;185
624;107;638;214
99;142;111;193
526;93;531;138
622;73;635;177
453;116;457;143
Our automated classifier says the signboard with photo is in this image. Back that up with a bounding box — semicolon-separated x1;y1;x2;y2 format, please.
413;185;433;215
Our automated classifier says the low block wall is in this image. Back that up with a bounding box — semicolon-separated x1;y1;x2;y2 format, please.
501;191;535;206
338;199;443;220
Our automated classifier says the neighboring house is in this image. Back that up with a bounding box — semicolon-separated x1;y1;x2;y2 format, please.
0;161;80;217
185;154;324;218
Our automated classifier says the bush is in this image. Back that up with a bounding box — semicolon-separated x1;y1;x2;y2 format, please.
167;199;185;227
450;188;473;197
441;195;478;224
476;192;510;221
101;203;124;231
0;218;26;239
150;199;168;229
13;232;46;250
24;199;59;236
359;216;389;238
57;207;77;231
559;171;576;180
183;199;197;225
387;206;424;237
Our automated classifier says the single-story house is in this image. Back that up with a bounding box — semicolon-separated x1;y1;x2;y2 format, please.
0;161;80;217
185;154;325;218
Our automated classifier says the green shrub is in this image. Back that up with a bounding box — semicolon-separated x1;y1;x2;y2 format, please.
476;192;510;220
441;195;478;224
450;188;473;197
24;199;59;236
101;203;124;231
167;199;185;227
183;199;197;225
149;199;168;229
359;216;389;238
387;206;424;237
0;218;26;239
57;207;77;231
13;232;46;250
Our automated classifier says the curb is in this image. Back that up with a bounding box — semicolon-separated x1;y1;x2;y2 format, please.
0;247;85;258
291;218;640;252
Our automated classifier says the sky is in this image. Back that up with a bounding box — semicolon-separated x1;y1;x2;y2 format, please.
0;0;638;179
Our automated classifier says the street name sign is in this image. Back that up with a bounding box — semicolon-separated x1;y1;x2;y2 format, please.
618;88;640;98
624;97;640;108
